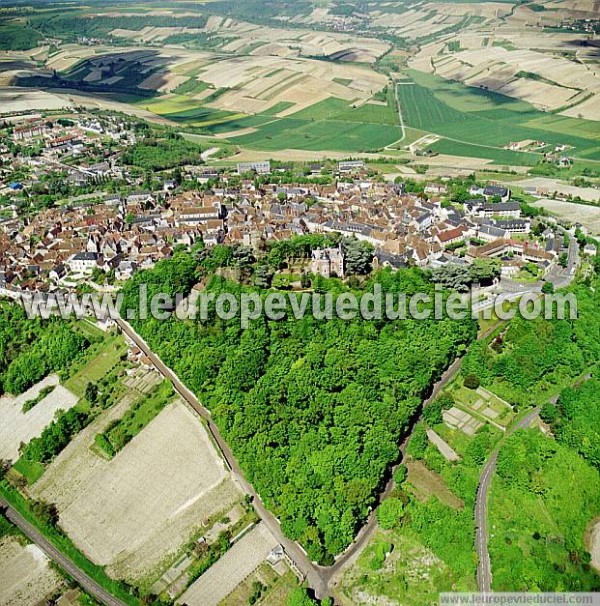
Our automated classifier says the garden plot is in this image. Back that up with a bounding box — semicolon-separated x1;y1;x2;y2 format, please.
0;375;78;462
443;407;483;436
0;537;63;606
178;523;279;606
445;386;514;434
426;429;460;462
34;399;241;582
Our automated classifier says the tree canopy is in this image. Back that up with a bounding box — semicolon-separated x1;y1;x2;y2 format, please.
121;254;477;562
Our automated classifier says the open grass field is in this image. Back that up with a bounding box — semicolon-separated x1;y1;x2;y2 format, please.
337;528;472;606
33;399;241;584
0;537;63;606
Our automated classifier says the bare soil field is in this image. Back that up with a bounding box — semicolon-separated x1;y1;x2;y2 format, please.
0;537;63;606
177;53;386;116
0;87;72;113
530;198;600;234
33;399;241;583
406;460;464;509
0;375;78;462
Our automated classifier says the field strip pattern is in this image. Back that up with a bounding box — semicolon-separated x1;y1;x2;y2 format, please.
177;523;279;606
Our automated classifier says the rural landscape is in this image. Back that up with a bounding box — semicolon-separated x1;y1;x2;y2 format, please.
0;0;599;605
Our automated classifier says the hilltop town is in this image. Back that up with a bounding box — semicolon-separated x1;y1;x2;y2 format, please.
2;110;593;300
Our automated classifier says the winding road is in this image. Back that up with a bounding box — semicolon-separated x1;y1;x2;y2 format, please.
475;243;581;592
475;407;542;591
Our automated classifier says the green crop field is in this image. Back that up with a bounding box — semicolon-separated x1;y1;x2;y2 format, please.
430;139;541;166
199;91;401;151
398;70;599;161
232;117;401;152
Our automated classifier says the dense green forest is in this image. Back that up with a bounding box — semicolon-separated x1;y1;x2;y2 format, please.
461;280;600;405
0;303;89;395
541;378;600;469
490;429;600;591
121;250;477;562
121;133;204;171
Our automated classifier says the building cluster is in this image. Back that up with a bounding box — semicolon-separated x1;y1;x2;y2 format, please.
0;166;571;296
0;113;137;195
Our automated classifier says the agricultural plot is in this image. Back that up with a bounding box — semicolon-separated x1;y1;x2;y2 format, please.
396;71;600;164
232;117;400;152
0;87;71;112
178;523;279;606
63;334;127;397
531;199;600;234
0;375;78;462
443;385;514;435
0;537;63;606
221;566;298;606
215;88;401;152
33;399;241;583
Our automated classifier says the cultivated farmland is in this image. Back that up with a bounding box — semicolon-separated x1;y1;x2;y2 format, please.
33;399;241;583
0;537;63;606
396;71;600;163
0;375;78;462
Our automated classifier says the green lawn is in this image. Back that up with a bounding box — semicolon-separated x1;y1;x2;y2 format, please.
63;334;127;398
12;458;45;484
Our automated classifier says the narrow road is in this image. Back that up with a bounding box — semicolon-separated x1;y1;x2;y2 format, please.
384;77;406;149
115;318;329;598
0;497;127;606
475;407;541;591
475;253;581;592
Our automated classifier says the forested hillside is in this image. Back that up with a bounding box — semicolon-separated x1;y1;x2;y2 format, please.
461;280;600;405
491;429;600;591
122;252;478;562
0;303;89;395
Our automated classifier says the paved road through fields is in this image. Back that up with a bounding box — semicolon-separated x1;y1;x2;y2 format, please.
0;497;127;606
